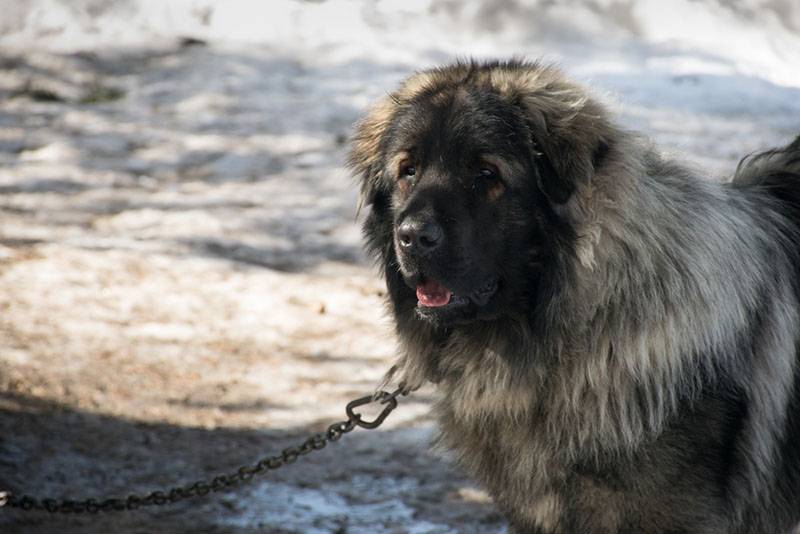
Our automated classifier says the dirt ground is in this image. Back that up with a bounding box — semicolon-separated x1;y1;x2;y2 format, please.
0;46;504;533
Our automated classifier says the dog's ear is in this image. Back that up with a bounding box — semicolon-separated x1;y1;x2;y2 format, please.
514;76;611;204
348;96;398;215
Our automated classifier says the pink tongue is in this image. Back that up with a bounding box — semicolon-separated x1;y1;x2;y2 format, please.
416;280;452;307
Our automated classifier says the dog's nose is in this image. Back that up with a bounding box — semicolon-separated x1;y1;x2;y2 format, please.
398;217;443;253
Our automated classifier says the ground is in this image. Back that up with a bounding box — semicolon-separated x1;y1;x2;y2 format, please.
1;2;800;533
0;45;507;534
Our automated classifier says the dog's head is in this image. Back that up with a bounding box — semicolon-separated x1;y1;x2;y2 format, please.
350;60;611;328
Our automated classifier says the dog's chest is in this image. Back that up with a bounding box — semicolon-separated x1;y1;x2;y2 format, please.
437;404;671;533
436;387;572;531
435;354;571;530
432;347;696;533
437;379;733;533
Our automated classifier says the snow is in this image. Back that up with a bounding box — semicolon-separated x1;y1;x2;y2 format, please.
1;1;799;532
4;0;800;87
221;477;464;534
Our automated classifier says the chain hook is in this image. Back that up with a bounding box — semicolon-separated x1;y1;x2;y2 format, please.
345;388;404;429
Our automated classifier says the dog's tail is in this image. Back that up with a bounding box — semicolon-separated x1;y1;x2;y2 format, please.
733;135;800;219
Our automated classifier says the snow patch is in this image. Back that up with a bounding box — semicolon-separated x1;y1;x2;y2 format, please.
219;476;479;534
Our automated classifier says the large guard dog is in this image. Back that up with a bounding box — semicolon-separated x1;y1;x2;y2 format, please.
349;60;800;533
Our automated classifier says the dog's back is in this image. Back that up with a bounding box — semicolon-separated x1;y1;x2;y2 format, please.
734;135;800;213
730;136;800;532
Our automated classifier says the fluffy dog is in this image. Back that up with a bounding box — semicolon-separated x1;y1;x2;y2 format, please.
349;59;800;533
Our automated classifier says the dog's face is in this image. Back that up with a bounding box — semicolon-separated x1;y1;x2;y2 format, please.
381;90;546;325
350;61;608;328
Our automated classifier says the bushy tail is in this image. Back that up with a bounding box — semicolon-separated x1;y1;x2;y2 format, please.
734;135;800;218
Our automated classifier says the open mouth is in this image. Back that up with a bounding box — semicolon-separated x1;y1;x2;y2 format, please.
415;278;498;309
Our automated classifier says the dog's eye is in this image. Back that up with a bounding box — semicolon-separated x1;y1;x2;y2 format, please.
478;163;499;180
477;162;505;200
400;164;416;178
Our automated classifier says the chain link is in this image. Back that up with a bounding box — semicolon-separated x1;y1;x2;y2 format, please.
0;388;405;514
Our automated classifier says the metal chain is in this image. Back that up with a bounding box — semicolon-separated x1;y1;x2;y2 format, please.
0;388;405;514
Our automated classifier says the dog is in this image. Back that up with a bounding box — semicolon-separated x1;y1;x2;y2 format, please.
348;59;800;533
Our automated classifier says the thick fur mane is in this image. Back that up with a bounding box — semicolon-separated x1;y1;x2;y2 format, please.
397;133;799;476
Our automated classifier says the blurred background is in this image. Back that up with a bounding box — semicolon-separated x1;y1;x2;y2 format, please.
1;1;799;532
